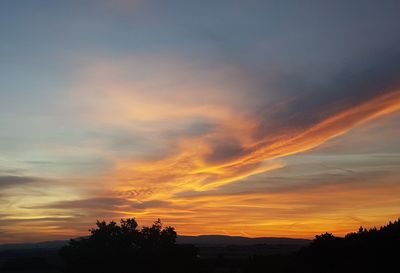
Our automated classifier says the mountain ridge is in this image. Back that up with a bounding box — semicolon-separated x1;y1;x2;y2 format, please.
0;235;310;250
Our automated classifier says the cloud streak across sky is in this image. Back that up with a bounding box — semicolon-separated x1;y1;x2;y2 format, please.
0;0;400;242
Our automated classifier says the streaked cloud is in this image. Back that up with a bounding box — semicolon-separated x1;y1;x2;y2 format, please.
0;176;40;189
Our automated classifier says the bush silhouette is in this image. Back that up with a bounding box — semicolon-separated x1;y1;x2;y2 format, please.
60;217;400;273
59;218;198;273
243;218;400;273
297;218;400;273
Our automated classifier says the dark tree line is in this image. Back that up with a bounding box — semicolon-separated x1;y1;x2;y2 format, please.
296;218;400;273
245;218;400;273
60;218;400;273
59;219;198;273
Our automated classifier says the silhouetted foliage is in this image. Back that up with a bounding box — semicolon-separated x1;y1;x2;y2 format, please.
59;218;400;273
296;218;400;273
59;218;198;273
242;218;400;273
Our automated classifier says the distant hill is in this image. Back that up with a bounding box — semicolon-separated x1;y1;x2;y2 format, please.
177;235;310;246
0;240;68;251
0;235;309;251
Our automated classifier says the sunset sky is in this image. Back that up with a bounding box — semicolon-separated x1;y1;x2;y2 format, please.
1;1;400;243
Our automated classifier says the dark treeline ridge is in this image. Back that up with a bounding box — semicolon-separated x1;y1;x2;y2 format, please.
247;218;400;273
1;218;398;273
58;218;399;273
59;219;198;273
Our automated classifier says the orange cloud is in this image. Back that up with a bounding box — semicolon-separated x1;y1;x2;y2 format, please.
112;90;400;198
117;177;400;238
99;89;400;237
30;57;396;241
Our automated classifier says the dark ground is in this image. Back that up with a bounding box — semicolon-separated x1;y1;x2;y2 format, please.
2;219;398;273
0;236;309;273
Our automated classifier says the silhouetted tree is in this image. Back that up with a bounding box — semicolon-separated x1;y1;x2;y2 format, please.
59;218;198;273
297;218;400;273
244;218;400;273
60;217;400;273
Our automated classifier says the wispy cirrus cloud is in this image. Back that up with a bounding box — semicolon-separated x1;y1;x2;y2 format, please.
0;176;39;189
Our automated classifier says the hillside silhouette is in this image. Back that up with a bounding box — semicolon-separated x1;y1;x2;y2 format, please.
295;218;400;273
59;219;198;273
246;218;400;273
0;218;398;273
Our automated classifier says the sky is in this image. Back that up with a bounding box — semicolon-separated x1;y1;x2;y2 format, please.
1;0;400;243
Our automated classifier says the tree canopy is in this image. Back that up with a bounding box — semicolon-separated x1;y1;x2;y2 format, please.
59;218;198;273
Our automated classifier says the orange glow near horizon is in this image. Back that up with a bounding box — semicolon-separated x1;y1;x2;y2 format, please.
2;84;400;243
94;90;400;239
